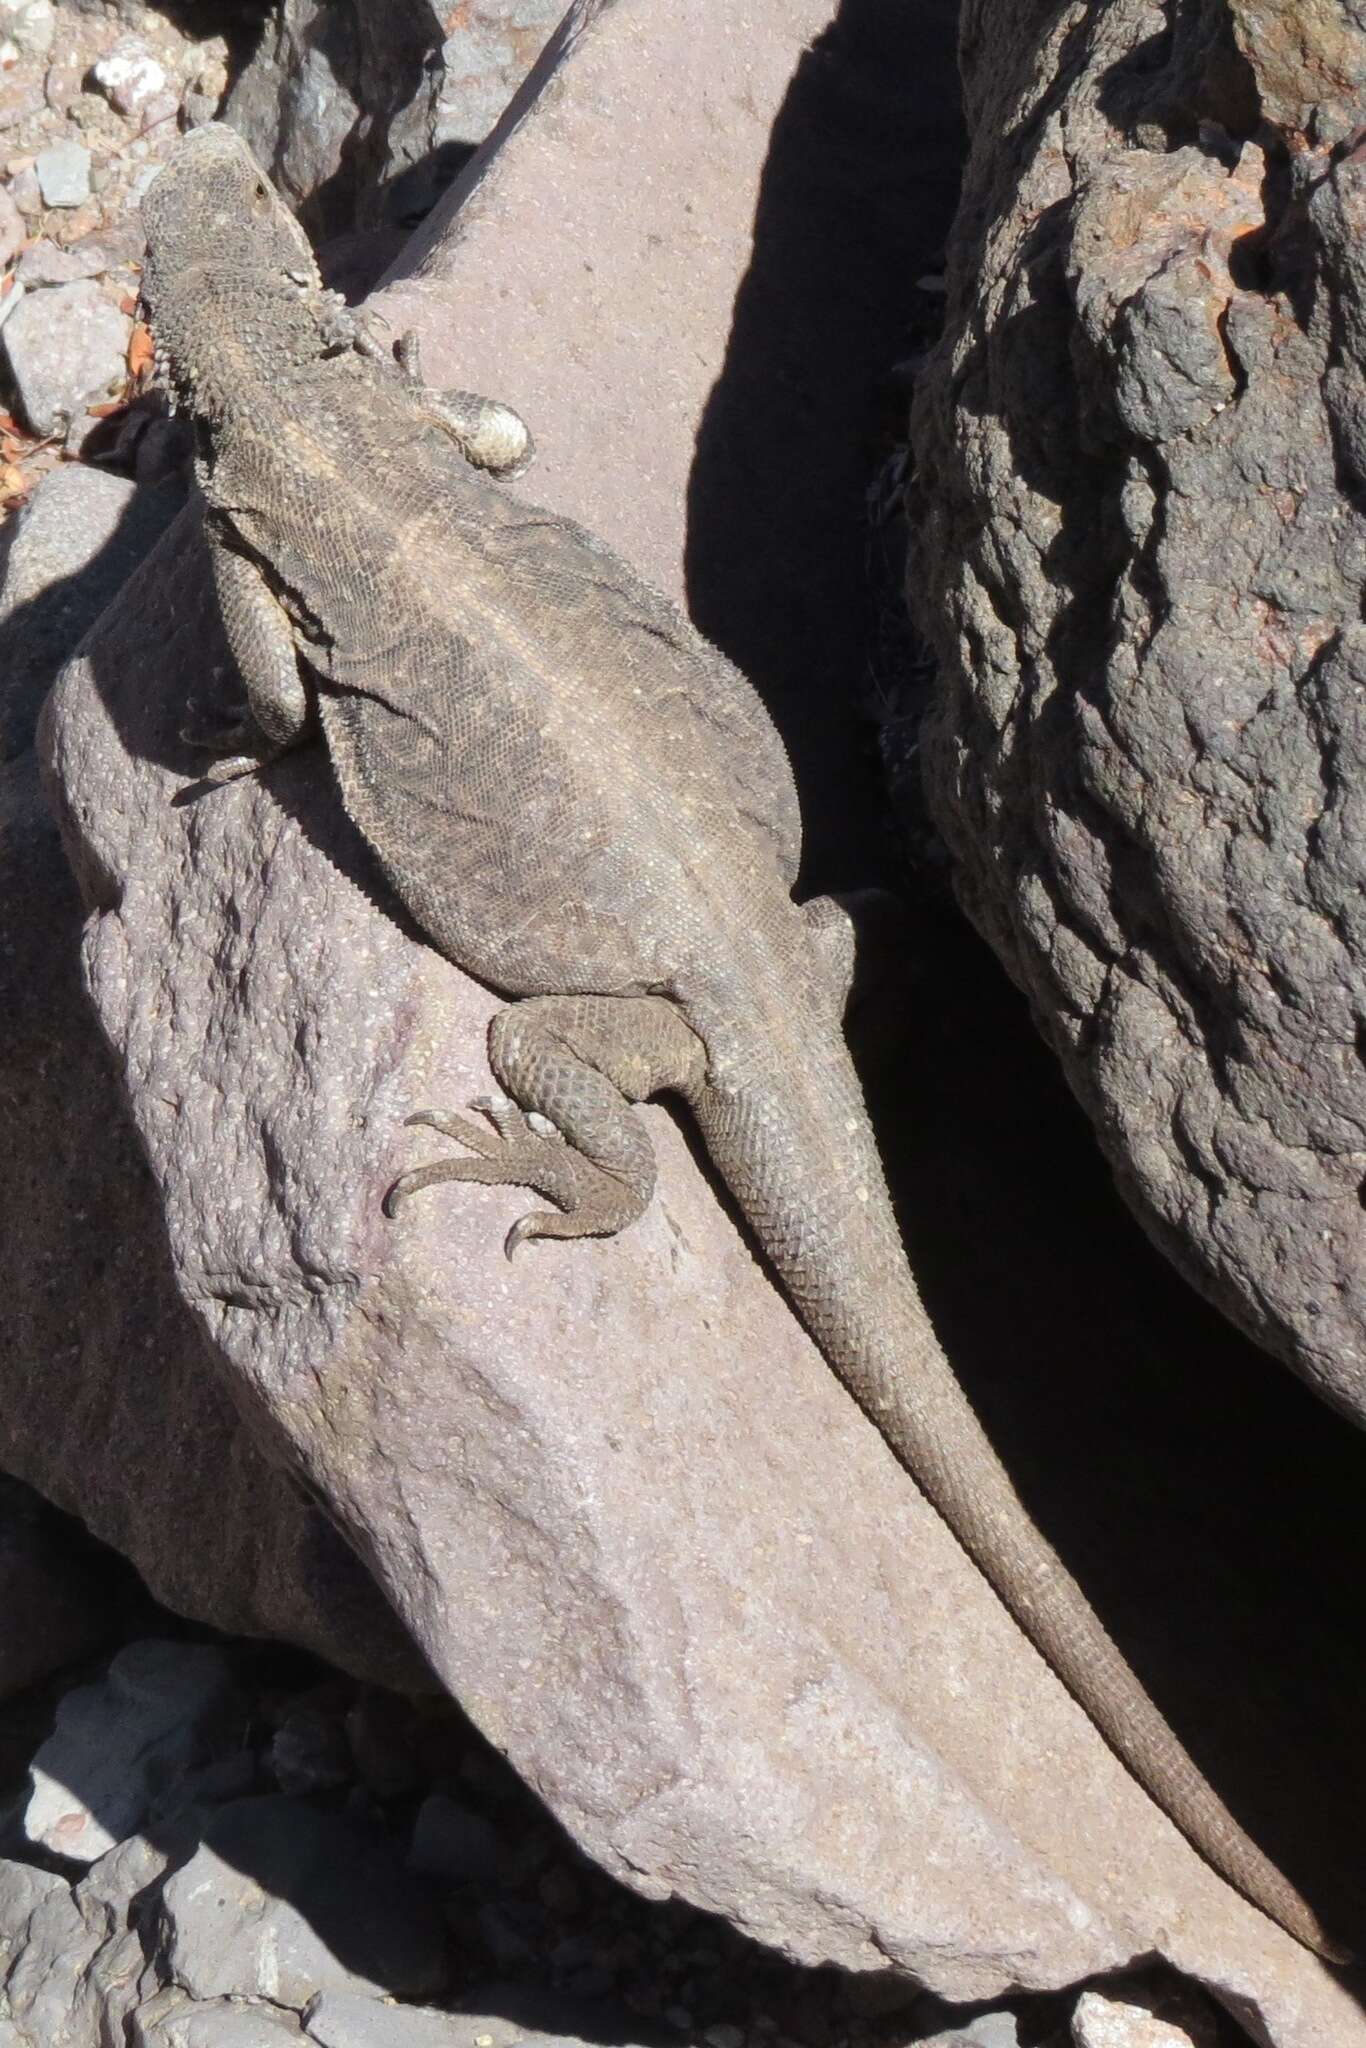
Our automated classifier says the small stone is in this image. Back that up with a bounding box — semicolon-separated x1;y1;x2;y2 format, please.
137;87;178;135
16;236;96;285
35;139;90;208
0;183;19;266
134;1990;307;2044
269;1705;354;1795
180;86;220;129
42;54;79;114
22;1638;237;1860
91;35;167;116
344;1691;420;1803
62;218;143;274
65;89;114;132
2;0;52;62
306;1989;498;2046
409;1793;502;1887
53;199;103;246
8;166;41;216
1072;1993;1197;2048
0;81;42;128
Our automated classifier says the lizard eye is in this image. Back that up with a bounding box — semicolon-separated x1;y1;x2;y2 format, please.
249;178;271;216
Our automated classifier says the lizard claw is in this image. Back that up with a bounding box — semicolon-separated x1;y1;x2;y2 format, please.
383;1099;581;1227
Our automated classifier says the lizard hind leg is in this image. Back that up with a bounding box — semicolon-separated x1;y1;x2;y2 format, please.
384;993;707;1258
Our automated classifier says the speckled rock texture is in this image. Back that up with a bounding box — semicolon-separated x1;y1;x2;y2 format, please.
911;0;1366;1416
34;1;1366;2040
1;465;425;1692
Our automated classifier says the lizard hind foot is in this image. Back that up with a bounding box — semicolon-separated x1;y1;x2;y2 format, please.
382;1099;636;1255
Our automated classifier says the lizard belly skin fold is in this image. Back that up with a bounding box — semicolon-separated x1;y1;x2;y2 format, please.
139;124;1345;1960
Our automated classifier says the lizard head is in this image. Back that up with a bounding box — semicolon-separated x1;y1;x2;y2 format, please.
140;125;327;410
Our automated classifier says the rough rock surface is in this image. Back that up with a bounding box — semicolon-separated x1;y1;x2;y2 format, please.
910;0;1366;1414
0;464;426;1690
222;0;565;239
34;3;1366;2043
155;1797;447;2006
1071;1987;1200;2048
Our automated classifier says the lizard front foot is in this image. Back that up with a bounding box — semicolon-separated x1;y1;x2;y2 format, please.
383;1096;635;1256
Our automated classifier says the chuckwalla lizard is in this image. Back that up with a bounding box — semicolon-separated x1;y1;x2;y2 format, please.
139;124;1343;1960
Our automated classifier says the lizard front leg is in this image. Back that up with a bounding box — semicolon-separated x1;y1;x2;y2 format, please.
189;545;314;783
328;300;534;478
384;994;706;1256
393;331;535;479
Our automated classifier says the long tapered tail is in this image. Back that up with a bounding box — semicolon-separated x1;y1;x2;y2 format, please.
693;1034;1346;1961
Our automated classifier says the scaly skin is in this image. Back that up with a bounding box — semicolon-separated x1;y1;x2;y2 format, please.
140;125;1344;1960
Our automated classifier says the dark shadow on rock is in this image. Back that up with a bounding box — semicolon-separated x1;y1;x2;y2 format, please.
683;0;965;894
857;890;1366;1967
892;0;1366;1966
138;0;273;90
683;0;1365;1953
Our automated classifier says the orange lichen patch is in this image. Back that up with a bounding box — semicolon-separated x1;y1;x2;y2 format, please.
1229;0;1366;142
1072;148;1268;323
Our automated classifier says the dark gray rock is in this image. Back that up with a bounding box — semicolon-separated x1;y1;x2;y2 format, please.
23;1640;239;1862
0;1478;121;1697
268;1706;353;1795
407;1794;502;1888
1;1850;148;2047
132;1994;306;2046
305;1987;664;2048
220;0;559;239
155;1796;448;2007
305;1993;470;2048
911;0;1366;1416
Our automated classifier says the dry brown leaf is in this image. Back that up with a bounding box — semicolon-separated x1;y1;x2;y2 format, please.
127;323;154;380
